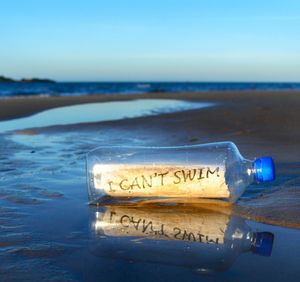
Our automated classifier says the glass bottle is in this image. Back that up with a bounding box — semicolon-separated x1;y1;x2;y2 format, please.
86;142;275;204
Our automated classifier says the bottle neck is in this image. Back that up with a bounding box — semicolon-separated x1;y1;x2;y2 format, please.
248;159;263;183
241;158;256;183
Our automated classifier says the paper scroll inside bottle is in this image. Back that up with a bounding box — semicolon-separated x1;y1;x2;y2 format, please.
92;164;230;198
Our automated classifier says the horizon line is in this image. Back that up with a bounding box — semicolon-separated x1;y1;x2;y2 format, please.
55;80;300;84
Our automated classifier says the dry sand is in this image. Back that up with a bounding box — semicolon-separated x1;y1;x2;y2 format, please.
1;90;300;228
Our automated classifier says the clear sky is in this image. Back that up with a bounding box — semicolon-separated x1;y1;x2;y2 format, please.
1;0;300;82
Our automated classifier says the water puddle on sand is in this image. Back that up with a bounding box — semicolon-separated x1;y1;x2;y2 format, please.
0;99;300;281
0;99;214;133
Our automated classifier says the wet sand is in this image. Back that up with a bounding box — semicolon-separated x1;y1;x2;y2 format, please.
1;90;300;228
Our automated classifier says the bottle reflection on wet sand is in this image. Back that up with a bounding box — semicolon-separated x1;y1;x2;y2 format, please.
90;205;274;273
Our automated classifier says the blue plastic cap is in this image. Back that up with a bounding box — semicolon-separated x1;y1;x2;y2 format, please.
251;232;274;257
254;157;275;182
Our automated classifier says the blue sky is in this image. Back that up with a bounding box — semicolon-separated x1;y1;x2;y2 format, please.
0;0;300;81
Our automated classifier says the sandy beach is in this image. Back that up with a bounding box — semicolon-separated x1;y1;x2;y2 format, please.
1;90;300;162
1;90;300;281
1;90;299;228
3;0;300;279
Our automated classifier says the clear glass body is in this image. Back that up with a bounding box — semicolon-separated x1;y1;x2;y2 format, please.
86;142;255;205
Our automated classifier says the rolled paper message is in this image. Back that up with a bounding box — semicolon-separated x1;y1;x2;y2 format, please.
94;206;230;244
92;164;230;199
87;143;276;204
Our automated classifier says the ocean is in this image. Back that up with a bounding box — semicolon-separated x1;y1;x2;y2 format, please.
1;82;300;97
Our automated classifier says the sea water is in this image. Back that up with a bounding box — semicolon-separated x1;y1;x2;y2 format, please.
1;81;300;97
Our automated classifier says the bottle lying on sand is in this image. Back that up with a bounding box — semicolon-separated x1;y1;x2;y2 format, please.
86;142;275;204
90;205;274;272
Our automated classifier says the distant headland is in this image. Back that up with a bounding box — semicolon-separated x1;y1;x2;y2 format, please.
0;75;56;83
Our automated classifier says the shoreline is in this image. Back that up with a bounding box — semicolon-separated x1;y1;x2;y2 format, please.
2;90;299;162
0;90;300;121
1;90;300;229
